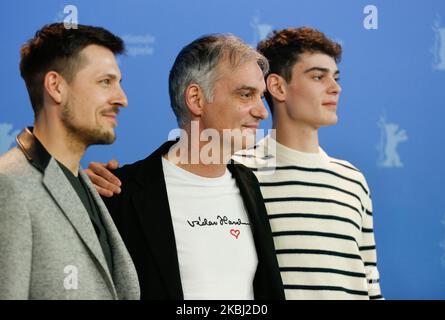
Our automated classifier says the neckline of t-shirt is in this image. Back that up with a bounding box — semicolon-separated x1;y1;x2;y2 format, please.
162;157;232;185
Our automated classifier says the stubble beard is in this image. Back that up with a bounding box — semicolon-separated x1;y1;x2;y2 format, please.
61;101;116;148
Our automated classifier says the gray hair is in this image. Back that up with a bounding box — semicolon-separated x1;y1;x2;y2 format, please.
168;34;269;128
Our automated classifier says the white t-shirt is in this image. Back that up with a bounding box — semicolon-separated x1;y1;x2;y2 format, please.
162;157;258;300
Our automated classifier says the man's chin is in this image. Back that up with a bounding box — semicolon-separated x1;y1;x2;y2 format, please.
93;131;116;145
82;128;116;146
320;116;338;127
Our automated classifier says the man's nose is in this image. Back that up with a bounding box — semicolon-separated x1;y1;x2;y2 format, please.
251;97;269;120
112;85;128;108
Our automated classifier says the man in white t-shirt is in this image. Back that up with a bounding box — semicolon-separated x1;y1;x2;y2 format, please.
234;27;383;300
85;34;285;300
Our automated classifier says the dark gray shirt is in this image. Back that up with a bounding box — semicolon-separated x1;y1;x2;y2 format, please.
58;162;114;274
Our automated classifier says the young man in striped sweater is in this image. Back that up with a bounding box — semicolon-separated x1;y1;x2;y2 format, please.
233;27;383;299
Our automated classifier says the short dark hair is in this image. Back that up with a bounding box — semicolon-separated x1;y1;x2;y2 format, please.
169;34;268;128
20;23;125;116
257;27;342;114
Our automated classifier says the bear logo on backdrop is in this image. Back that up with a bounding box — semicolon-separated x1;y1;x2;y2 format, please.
250;13;273;45
0;123;19;154
377;114;408;168
432;15;445;71
440;213;445;267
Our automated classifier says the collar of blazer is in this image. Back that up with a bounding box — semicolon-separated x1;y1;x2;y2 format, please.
15;126;121;298
115;139;270;299
16;126;51;173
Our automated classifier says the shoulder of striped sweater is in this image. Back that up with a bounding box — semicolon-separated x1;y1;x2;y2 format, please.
328;156;361;172
327;156;369;185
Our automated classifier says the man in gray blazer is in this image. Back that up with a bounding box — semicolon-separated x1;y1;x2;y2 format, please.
0;23;139;300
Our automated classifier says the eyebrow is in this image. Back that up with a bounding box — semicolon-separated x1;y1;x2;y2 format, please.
303;67;340;75
102;73;123;82
234;85;266;94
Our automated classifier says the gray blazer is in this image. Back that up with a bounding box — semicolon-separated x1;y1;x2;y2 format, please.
0;128;140;300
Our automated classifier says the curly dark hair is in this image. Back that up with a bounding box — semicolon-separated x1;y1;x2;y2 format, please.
257;27;342;114
20;23;125;116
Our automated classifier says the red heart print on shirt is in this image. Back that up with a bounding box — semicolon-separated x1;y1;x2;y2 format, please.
230;229;240;239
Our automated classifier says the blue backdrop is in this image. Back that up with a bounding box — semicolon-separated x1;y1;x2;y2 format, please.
1;0;444;299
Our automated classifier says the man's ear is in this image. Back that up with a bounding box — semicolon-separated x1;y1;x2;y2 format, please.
43;71;66;105
266;73;287;103
184;83;206;117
